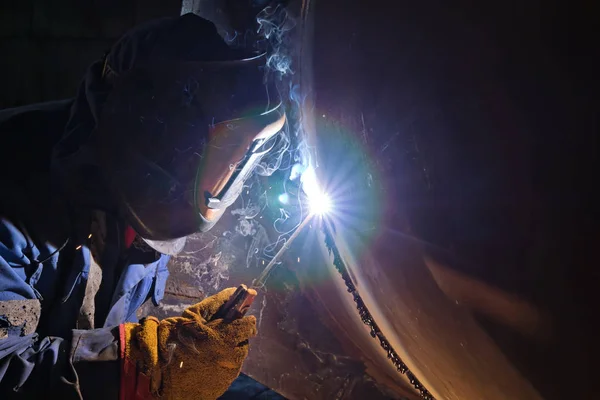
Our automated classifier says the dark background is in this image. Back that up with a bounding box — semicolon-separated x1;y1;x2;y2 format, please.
0;0;181;109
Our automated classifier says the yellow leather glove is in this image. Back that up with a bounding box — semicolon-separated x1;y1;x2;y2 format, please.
120;287;257;400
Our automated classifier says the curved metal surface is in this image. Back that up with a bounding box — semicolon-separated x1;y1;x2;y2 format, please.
309;227;542;399
297;1;596;399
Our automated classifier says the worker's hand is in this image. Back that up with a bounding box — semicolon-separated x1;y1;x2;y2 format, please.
121;287;257;400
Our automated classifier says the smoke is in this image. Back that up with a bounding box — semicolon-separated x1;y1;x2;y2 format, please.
253;122;292;177
257;5;297;78
254;3;318;266
257;3;313;174
251;5;299;178
230;3;315;276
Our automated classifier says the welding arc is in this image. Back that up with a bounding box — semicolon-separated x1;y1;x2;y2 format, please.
322;221;435;400
252;214;314;289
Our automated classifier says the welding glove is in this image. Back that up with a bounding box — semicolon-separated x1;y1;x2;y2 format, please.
120;287;257;400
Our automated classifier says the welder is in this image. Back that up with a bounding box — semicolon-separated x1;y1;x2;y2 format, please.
0;13;286;400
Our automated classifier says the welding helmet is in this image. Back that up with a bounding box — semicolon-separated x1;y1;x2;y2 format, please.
94;53;286;254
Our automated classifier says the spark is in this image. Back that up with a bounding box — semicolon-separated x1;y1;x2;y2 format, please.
307;191;332;216
301;166;332;216
258;295;267;328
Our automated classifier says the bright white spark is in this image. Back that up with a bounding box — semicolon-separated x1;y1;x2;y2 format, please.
308;191;332;215
301;166;332;216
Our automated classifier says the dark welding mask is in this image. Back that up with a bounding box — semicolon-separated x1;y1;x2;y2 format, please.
95;54;285;254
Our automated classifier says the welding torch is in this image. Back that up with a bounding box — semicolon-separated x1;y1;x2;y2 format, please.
214;214;314;321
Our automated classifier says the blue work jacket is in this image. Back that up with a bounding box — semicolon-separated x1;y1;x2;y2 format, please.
0;99;170;398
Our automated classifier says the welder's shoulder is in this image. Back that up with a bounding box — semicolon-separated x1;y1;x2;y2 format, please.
0;99;73;178
0;99;73;137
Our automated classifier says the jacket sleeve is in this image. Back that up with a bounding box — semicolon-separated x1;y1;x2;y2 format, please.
70;327;121;400
1;218;120;399
0;323;120;399
0;330;78;398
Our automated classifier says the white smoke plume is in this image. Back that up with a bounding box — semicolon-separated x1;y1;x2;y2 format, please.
233;3;315;275
257;5;297;78
254;4;301;177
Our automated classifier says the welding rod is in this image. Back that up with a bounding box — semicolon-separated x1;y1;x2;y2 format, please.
252;213;314;289
215;213;314;321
